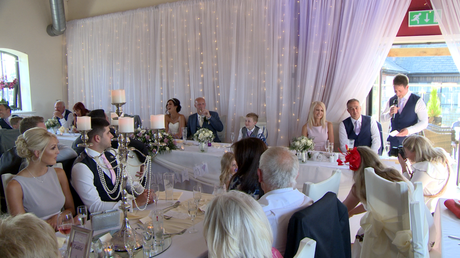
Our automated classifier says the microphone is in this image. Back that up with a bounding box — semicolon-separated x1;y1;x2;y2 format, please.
392;98;398;119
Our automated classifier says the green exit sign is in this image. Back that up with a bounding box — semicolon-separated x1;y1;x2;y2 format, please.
408;10;440;27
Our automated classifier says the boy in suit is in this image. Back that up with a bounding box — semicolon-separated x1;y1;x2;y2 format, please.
237;113;267;144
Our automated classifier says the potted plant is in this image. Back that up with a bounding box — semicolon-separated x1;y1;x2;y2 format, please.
427;87;442;126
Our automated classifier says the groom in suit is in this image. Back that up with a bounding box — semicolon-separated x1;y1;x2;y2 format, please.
187;97;224;142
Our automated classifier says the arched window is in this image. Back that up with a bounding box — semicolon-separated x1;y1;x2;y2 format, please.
0;51;20;110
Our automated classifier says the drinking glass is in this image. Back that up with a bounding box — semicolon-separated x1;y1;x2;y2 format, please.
163;172;175;205
151;183;160;205
193;184;202;205
57;210;74;257
57;210;74;237
385;141;391;156
142;226;153;258
328;142;334;154
348;139;355;150
230;132;235;143
182;127;188;142
325;141;330;152
77;205;88;227
187;200;198;233
152;210;164;248
123;228;137;258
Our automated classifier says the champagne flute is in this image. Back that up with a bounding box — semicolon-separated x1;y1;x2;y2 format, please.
230;132;235;143
182;127;188;143
151;183;160;205
193;185;202;205
124;228;137;258
77;205;88;227
188;200;198;233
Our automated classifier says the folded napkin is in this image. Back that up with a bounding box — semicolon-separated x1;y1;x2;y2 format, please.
158;191;183;200
444;199;460;219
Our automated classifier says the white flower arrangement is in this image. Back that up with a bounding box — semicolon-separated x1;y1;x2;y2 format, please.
289;136;314;152
193;128;214;143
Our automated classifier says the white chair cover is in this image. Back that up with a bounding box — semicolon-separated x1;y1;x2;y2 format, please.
302;170;341;202
1;173;14;213
293;237;316;258
359;167;429;258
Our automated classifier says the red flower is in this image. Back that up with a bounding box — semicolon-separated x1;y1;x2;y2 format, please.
344;147;361;171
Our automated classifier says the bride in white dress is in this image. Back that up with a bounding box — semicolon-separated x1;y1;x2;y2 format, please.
164;98;186;139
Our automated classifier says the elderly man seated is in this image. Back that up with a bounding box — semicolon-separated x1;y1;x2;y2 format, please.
53;100;74;129
257;146;313;255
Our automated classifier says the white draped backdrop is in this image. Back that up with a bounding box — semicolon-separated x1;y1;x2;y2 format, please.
431;0;460;72
66;0;410;146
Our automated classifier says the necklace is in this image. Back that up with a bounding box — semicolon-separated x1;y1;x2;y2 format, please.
26;168;45;183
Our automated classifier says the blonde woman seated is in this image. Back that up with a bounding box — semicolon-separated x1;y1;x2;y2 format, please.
302;101;334;151
0;213;59;258
164;98;186;139
343;146;410;217
204;191;283;258
219;152;237;189
6;127;75;230
399;135;450;212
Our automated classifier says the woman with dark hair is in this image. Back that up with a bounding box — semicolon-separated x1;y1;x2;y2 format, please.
228;137;268;199
164;98;186;139
72;102;90;129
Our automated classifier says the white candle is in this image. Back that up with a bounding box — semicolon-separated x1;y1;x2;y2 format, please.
111;89;126;104
150;115;165;129
118;117;134;133
110;113;118;126
77;116;91;131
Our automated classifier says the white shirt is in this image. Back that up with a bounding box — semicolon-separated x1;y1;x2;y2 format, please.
380;91;428;135
71;148;143;213
58;111;74;129
258;188;313;255
338;115;381;153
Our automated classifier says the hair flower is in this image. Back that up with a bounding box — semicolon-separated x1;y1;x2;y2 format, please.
344;147;361;171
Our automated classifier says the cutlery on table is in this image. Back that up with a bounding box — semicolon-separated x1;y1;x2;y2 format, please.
164;228;187;237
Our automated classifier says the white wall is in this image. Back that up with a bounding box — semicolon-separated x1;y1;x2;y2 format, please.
0;0;65;118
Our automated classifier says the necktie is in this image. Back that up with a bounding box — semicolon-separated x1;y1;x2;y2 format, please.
354;120;360;135
101;154;117;185
199;115;203;127
399;98;406;114
247;129;252;137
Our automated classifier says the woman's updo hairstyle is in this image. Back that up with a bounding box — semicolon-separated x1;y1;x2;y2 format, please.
15;127;56;161
167;98;182;113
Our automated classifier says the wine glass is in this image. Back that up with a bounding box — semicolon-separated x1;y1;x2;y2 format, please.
57;210;74;256
230;132;235;143
124;228;137;258
193;185;202;205
188;200;198;233
77;205;88;227
58;210;74;237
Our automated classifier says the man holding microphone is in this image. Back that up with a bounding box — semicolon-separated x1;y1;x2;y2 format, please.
381;74;428;152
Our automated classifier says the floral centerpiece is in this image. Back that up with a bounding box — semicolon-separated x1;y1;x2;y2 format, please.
289;136;314;162
193;128;214;152
45;118;60;133
131;129;178;155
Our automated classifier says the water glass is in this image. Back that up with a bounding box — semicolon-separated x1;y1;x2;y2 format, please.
385;141;391;156
142;225;153;258
182;127;188;142
163;172;175;204
348;139;355;150
193;184;202;204
150;183;160;205
187;200;198;233
152;210;164;248
230;132;235;143
328;141;334;153
77;205;88;227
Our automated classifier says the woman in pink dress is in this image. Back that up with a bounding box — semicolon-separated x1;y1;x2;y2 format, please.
301;101;334;151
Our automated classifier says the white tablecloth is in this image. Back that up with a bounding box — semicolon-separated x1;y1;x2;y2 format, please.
56;133;79;147
430;198;460;258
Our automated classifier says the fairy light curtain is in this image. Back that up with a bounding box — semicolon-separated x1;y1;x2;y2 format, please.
66;0;409;146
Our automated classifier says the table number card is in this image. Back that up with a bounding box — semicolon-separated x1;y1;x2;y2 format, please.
67;226;93;258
